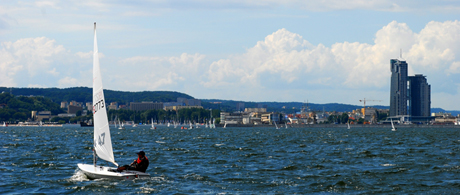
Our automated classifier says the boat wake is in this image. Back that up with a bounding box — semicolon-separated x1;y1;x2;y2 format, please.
70;169;90;182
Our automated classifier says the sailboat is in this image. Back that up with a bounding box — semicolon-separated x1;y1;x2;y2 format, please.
285;122;288;129
150;118;156;129
223;121;227;128
347;121;350;129
274;121;279;129
118;119;125;130
78;22;149;180
132;115;137;127
391;119;397;131
2;122;6;127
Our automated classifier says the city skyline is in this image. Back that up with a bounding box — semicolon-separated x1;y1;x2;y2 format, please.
1;1;460;109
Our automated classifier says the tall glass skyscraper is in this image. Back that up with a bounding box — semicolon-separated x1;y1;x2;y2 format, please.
389;59;408;116
408;75;431;117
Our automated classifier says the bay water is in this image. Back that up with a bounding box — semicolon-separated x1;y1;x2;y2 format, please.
1;126;460;194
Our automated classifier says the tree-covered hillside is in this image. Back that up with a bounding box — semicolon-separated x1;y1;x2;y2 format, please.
201;99;378;113
0;87;194;104
0;93;64;122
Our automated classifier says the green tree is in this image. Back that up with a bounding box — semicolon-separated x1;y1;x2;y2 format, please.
341;113;349;124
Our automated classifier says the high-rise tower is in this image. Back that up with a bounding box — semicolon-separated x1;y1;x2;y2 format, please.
389;59;408;116
408;75;431;117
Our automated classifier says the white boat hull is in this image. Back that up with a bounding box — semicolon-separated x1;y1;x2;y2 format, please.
78;163;150;180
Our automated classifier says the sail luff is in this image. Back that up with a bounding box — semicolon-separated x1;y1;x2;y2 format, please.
93;22;118;167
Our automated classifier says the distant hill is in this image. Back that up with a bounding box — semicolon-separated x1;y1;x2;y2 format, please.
201;99;460;115
0;93;64;122
202;99;377;113
1;87;458;115
0;87;193;105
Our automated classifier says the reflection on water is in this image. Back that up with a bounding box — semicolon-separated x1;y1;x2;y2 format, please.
1;126;460;193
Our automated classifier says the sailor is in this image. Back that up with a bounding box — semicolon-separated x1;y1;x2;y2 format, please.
117;151;149;172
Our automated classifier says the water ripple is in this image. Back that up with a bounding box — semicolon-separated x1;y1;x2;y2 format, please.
1;126;460;193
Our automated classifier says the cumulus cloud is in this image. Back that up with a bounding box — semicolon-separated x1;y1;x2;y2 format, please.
201;20;460;108
105;53;205;91
447;61;460;75
1;37;66;76
0;37;65;86
2;20;460;109
0;37;90;88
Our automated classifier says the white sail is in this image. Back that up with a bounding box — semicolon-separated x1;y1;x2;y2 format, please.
391;119;396;131
92;22;117;167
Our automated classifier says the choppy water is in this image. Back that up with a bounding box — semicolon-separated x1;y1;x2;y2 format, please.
1;126;460;194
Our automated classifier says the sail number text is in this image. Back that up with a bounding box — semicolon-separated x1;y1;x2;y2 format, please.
98;132;105;146
93;99;105;114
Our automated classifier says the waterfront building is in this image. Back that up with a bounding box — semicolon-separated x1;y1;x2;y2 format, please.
68;105;82;114
220;112;244;124
164;105;203;111
408;74;431;117
244;108;267;113
389;59;408;116
35;111;51;121
177;98;201;106
57;113;76;118
60;101;68;109
108;102;118;110
187;99;201;106
163;102;182;108
130;102;163;111
86;102;92;111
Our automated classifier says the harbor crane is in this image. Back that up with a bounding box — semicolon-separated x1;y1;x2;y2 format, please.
359;98;382;119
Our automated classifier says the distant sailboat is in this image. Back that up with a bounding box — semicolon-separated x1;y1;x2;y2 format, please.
114;116;117;128
150;118;156;129
285;122;288;129
223;121;227;128
132;115;137;127
118;120;125;130
347;121;350;129
78;22;149;179
2;122;6;127
274;121;279;129
391;119;397;131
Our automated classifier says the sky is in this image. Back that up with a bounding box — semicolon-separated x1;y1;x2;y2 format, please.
1;1;460;110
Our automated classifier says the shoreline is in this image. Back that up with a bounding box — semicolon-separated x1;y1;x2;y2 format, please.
217;124;460;128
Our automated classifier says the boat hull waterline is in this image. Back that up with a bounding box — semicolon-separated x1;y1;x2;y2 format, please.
78;163;149;180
